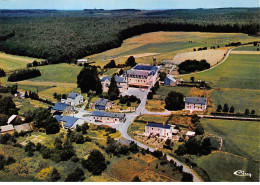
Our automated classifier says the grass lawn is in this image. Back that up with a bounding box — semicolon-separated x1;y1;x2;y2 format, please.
233;45;260;51
201;119;259;160
212;88;260;113
195;152;259;182
31;63;82;83
145;100;166;112
179;54;260;90
156;86;192;98
14;98;48;115
0;52;42;71
18;85;53;93
103;68;119;76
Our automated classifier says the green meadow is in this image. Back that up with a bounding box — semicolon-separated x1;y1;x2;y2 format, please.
233;45;260;51
195;152;259;182
201;119;259;160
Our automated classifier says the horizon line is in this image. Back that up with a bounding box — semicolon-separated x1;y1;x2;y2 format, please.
0;7;258;11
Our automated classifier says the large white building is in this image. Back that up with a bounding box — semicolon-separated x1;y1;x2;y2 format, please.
144;122;179;139
123;64;159;88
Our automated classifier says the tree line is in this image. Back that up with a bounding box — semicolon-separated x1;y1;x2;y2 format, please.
7;68;41;82
178;59;210;74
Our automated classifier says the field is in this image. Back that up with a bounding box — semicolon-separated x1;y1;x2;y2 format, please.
212;89;260;113
14;98;48;115
85;32;260;67
233;45;260;51
172;49;227;66
0;52;42;71
195;152;259;182
201;119;259;160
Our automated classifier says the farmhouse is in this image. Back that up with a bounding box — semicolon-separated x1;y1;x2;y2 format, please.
91;111;125;124
164;75;177;86
51;102;74;115
101;75;128;93
66;92;84;106
144;122;179;139
184;97;207;112
55;115;84;130
93;98;112;110
123;64;159;88
77;59;88;65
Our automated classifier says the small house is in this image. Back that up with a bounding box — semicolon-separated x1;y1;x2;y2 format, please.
67;92;84;106
55;115;84;130
101;75;128;93
91;111;125;124
144;122;179;139
184;97;207;112
185;131;196;140
94;98;112;110
51;102;73;115
77;59;88;65
164;75;177;86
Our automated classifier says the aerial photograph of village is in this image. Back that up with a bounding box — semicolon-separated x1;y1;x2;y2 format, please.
0;0;259;183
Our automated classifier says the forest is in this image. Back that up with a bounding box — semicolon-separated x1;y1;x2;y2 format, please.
0;8;259;64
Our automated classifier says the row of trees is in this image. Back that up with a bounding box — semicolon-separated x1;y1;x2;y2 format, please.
147;81;160;100
7;68;41;82
216;104;256;115
178;59;210;74
27;60;48;68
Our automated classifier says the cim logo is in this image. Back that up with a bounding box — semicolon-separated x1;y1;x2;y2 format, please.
233;170;252;177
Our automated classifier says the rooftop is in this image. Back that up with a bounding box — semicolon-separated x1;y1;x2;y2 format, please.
185;97;207;105
95;98;110;106
60;116;79;128
0;125;14;132
186;131;196;136
68;92;80;99
166;75;177;83
146;122;171;129
7;115;17;124
14;123;31;133
101;75;126;83
52;102;70;111
133;64;158;72
91;111;125;119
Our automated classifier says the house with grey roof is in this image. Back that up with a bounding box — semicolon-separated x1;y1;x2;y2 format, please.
54;115;84;130
67;92;84;106
93;98;112;110
144;122;179;139
51;102;74;115
123;63;159;88
91;111;125;124
184;97;207;112
101;75;128;93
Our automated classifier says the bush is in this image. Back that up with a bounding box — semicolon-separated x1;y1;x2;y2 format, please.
0;68;6;77
65;167;85;182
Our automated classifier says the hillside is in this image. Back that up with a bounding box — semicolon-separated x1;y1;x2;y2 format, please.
0;8;259;64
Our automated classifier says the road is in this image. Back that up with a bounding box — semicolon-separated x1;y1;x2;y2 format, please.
73;86;202;182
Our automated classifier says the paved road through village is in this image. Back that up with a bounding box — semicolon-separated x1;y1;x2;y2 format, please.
73;86;202;182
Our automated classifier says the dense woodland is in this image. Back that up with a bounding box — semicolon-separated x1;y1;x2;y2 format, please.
0;8;259;64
